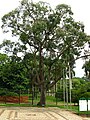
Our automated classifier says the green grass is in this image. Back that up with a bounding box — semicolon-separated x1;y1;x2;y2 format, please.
0;103;38;107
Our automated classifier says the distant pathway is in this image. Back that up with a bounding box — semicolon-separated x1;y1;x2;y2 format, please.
0;107;89;120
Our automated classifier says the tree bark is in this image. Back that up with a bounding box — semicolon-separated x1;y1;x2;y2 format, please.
38;44;46;106
40;84;46;106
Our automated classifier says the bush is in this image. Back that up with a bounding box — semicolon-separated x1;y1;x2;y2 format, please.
71;89;79;104
55;90;63;101
0;88;18;96
80;92;90;98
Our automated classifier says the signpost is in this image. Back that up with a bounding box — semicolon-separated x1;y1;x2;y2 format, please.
88;99;90;111
79;99;87;111
79;98;90;117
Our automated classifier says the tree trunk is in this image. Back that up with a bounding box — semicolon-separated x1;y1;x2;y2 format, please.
38;44;46;106
40;84;46;106
89;71;90;79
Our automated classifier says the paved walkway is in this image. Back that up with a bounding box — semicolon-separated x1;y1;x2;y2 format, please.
0;107;89;120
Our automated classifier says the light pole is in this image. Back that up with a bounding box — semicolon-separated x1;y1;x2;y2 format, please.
69;63;72;109
63;69;66;107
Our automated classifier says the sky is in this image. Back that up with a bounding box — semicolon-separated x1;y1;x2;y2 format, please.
0;0;90;77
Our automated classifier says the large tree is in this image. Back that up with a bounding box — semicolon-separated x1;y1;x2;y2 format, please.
1;0;87;106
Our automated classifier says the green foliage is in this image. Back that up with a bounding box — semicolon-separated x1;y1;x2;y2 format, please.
80;92;90;98
55;91;63;101
0;55;29;91
56;78;90;104
0;88;18;96
71;78;90;103
0;53;9;64
82;60;90;79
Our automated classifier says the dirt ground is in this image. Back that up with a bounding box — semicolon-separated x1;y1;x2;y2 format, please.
0;107;90;120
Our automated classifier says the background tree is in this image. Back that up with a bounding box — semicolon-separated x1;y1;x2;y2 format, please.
82;60;90;79
0;56;29;91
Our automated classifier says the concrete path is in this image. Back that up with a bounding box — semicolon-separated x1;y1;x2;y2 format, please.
0;107;89;120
